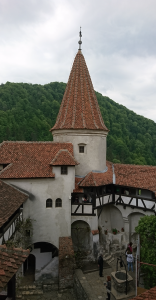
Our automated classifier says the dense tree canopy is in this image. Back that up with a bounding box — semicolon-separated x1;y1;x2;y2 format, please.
0;81;156;165
135;215;156;288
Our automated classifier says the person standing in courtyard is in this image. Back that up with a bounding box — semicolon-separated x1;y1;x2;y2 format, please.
98;253;103;277
126;249;133;272
106;275;111;300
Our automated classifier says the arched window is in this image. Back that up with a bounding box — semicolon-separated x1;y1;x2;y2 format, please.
55;198;62;207
46;198;52;208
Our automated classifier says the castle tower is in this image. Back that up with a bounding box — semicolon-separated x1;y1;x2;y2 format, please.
51;29;108;176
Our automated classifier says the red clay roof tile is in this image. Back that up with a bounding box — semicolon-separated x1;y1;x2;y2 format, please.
130;286;156;299
79;161;113;187
51;50;108;131
50;149;79;166
0;141;74;179
79;162;156;196
114;163;156;196
73;177;84;193
0;245;29;292
0;180;28;227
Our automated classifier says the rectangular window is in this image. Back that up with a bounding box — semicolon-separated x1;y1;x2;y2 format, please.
61;166;68;175
79;146;84;153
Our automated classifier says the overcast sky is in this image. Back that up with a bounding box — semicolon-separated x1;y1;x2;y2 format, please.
0;0;156;122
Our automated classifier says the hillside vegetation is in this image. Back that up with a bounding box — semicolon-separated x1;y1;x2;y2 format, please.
0;81;156;166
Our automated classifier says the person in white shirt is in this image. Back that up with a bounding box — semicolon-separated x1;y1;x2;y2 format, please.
126;249;133;272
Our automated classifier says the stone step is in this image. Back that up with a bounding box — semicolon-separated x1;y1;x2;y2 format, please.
18;285;36;291
108;258;115;264
21;290;43;295
105;255;112;261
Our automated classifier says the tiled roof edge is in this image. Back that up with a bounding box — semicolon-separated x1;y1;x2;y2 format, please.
50;149;79;165
0;180;29;198
0;163;13;175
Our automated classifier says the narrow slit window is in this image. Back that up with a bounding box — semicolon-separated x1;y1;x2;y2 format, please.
79;146;84;153
61;166;68;175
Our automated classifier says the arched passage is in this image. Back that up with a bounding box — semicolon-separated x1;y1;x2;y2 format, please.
128;212;145;244
24;242;59;281
71;220;92;252
23;254;36;282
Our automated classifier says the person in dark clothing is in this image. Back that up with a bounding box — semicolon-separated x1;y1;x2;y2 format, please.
106;275;111;300
98;254;103;277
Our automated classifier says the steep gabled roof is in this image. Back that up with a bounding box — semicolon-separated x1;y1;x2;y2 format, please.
0;141;74;179
0;245;29;292
50;149;79;166
0;180;28;227
51;50;108;131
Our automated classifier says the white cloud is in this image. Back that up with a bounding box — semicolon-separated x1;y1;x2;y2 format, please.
0;0;156;121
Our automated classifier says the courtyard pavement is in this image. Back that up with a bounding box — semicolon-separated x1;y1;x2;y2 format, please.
20;252;136;300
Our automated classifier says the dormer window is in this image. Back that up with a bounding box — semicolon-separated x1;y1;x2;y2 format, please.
79;146;84;153
61;166;68;175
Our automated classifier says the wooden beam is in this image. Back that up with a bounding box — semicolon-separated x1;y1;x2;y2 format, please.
98;207;103;219
71;213;96;216
73;204;80;214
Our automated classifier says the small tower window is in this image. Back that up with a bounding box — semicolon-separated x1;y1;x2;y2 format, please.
46;198;52;208
55;198;62;207
61;166;68;175
79;146;84;153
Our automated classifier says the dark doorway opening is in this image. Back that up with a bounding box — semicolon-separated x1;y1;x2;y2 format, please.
23;254;36;284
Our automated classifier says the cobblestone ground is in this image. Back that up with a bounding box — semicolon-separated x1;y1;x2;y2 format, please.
84;252;136;300
20;252;136;300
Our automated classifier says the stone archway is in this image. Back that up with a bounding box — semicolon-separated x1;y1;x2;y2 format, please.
128;212;145;244
23;254;36;283
31;242;59;281
71;220;92;253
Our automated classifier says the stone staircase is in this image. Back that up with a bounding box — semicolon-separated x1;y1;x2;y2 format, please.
103;252;115;264
16;285;43;299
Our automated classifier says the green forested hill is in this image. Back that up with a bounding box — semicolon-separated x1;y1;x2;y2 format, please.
0;81;156;165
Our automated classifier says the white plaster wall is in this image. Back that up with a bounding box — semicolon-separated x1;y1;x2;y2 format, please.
4;166;75;249
98;206;111;233
128;212;145;234
93;233;99;243
30;248;52;271
35;257;58;280
52;129;107;176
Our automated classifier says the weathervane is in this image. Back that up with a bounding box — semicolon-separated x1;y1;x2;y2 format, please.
78;27;82;50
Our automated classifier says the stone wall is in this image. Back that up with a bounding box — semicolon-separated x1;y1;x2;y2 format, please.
73;269;96;300
59;237;75;289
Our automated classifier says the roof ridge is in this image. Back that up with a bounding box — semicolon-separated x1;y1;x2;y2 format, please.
50;149;79;165
0;163;12;175
0;180;29;198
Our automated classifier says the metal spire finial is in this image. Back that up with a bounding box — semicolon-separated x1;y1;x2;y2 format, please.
78;27;82;50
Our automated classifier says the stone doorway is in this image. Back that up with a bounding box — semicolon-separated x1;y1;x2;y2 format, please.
23;254;36;285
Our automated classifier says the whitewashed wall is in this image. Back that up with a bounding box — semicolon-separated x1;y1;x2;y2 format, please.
52;129;107;176
3;166;75;249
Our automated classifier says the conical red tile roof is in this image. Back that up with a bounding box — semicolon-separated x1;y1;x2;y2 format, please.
51;50;108;131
